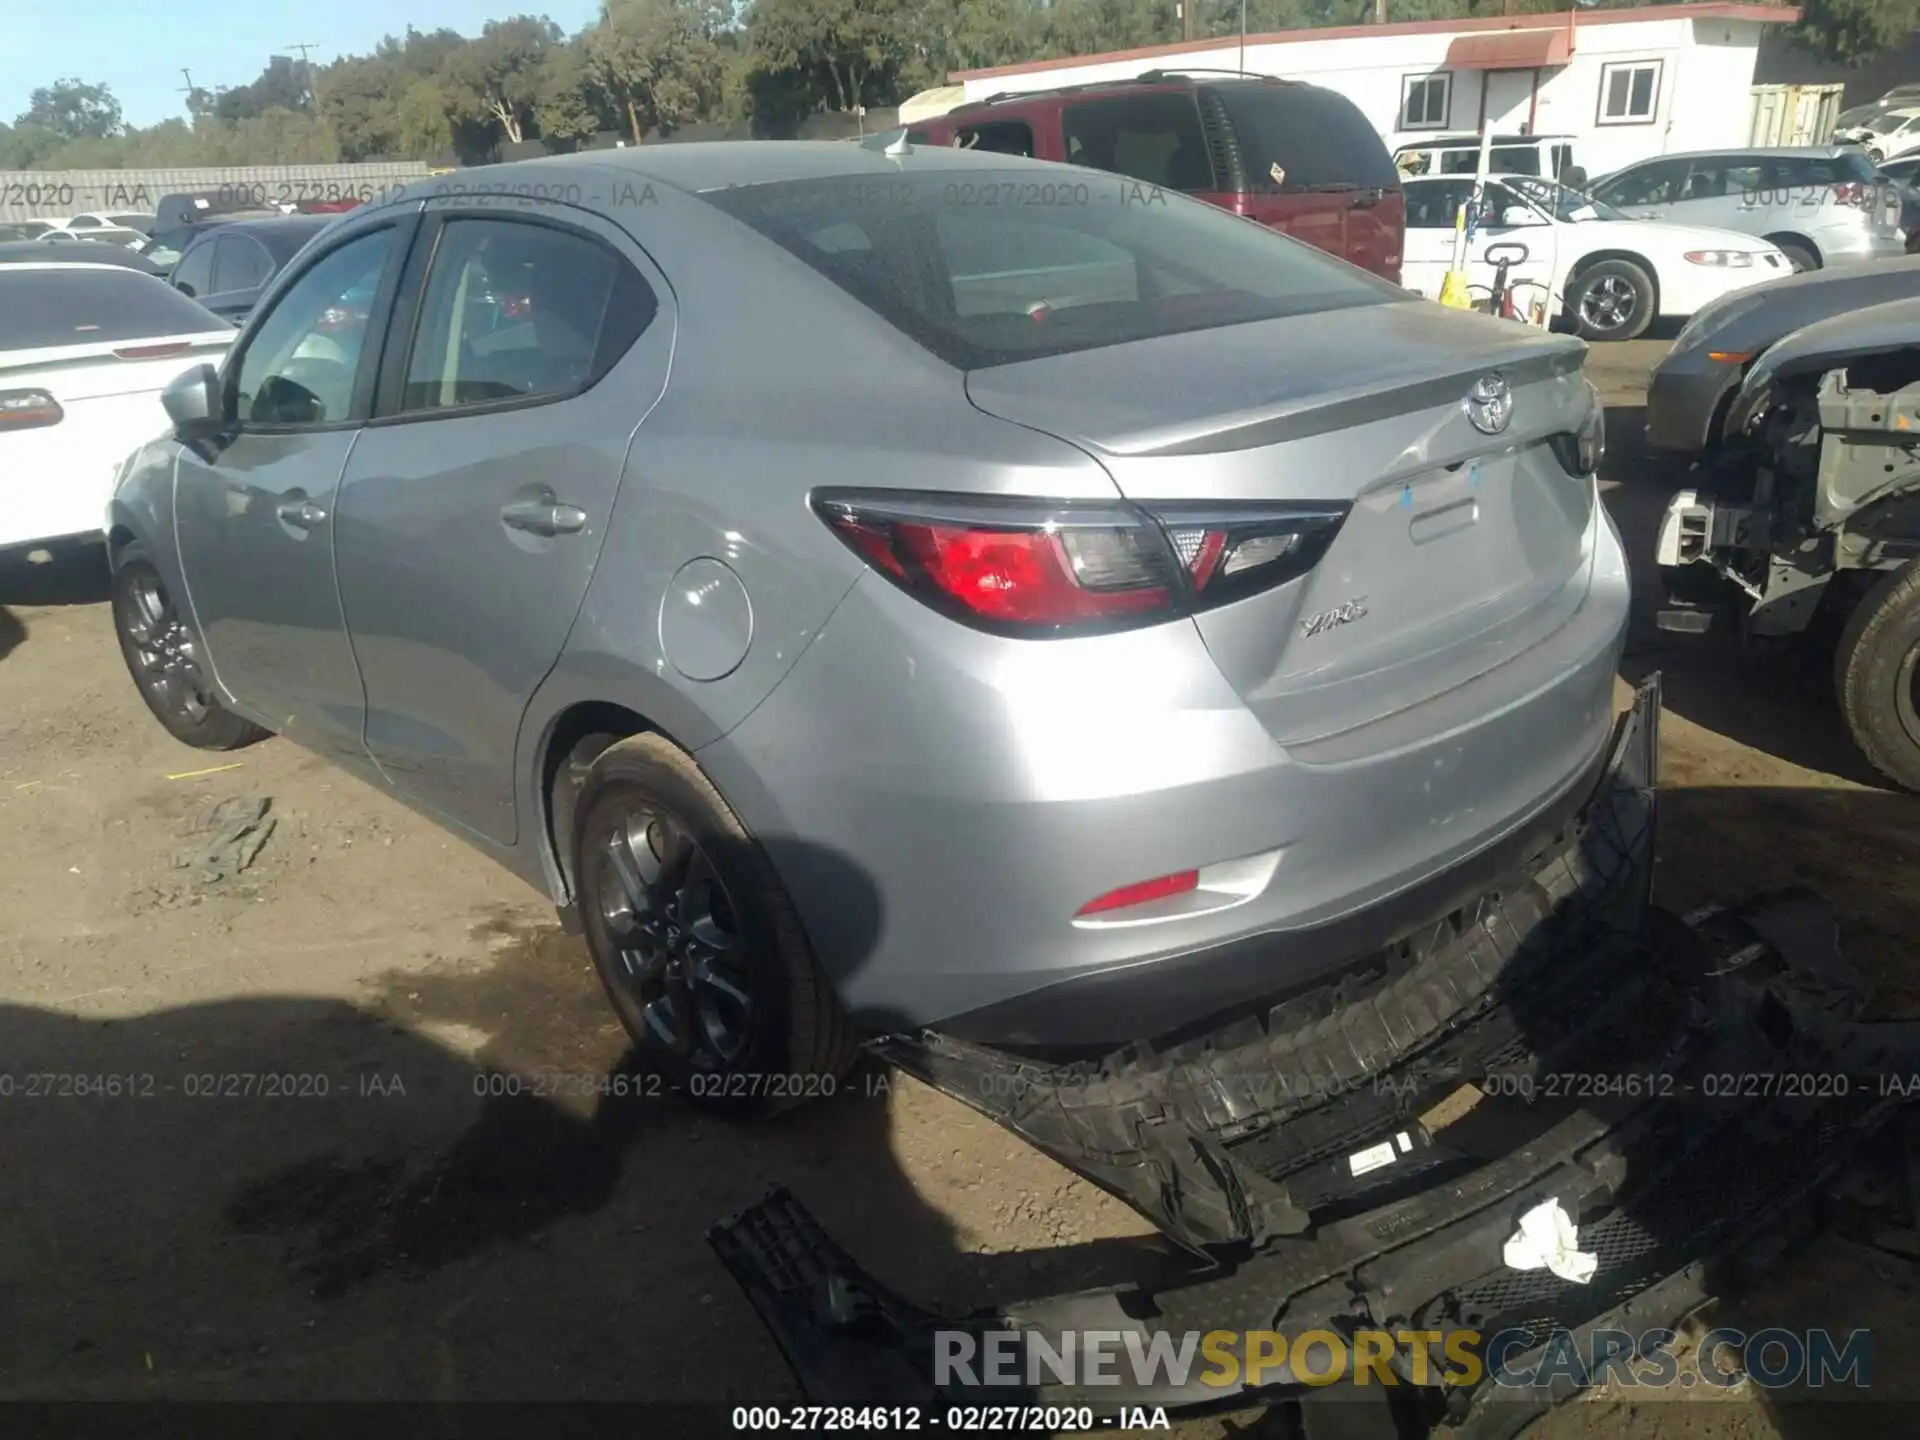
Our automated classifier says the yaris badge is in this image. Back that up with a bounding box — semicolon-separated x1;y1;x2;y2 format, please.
1464;373;1513;436
1301;596;1369;638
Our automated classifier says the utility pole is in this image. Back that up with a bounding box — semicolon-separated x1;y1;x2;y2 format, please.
286;42;319;108
178;68;201;118
1374;0;1387;22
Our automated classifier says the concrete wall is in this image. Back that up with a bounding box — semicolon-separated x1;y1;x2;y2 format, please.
955;10;1785;183
0;162;434;222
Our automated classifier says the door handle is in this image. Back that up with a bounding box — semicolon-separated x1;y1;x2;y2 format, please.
277;499;327;530
500;499;588;537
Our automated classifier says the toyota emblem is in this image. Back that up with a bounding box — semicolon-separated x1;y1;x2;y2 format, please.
1464;373;1513;436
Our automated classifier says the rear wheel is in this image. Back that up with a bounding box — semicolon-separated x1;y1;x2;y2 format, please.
1835;561;1920;792
111;553;267;750
574;733;860;1113
1570;259;1655;341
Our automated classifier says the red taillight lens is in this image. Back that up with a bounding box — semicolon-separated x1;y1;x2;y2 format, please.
813;491;1350;637
0;388;63;430
1077;870;1199;917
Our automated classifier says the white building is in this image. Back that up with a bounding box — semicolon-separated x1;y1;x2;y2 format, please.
951;3;1801;181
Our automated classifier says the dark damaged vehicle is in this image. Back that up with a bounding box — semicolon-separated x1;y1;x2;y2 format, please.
1656;296;1920;791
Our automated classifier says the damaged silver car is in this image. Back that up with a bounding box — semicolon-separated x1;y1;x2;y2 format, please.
1655;296;1920;790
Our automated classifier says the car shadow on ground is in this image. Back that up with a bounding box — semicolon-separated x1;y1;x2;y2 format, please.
0;543;111;663
1599;404;1894;789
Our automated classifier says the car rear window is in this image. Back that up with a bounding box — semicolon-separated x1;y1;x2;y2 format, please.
1769;152;1881;187
701;169;1400;370
0;268;227;352
1214;83;1400;191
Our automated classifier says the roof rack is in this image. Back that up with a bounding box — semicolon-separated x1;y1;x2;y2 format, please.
1136;67;1285;81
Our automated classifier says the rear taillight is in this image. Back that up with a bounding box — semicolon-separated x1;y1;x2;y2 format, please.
1833;182;1868;206
113;341;192;360
812;490;1349;637
0;388;63;430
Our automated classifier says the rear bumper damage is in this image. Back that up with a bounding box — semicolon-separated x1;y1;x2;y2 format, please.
710;678;1920;1428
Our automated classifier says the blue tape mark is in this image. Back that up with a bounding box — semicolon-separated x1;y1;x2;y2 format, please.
1400;484;1414;508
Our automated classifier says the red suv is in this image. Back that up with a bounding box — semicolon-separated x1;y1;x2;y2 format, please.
903;71;1405;281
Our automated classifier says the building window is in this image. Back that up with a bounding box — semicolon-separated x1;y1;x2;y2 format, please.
1598;61;1661;125
1400;73;1451;131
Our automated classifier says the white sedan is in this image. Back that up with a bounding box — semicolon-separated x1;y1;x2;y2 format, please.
0;263;233;553
1400;174;1792;341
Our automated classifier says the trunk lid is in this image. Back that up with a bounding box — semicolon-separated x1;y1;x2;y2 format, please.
965;301;1599;745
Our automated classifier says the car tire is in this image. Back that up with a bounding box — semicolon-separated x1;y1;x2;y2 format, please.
111;551;268;751
573;732;860;1113
1769;237;1820;273
1835;560;1920;792
1570;259;1656;341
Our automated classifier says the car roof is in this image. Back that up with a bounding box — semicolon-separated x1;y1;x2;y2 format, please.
1623;145;1861;163
185;214;331;254
463;139;1104;194
948;70;1317;111
1396;133;1575;145
0;258;142;271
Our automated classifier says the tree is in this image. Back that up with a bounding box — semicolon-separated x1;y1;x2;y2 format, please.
395;77;457;159
17;79;123;140
537;41;612;146
1790;0;1920;63
315;54;409;159
745;0;917;113
442;15;564;143
590;0;730;141
214;55;314;122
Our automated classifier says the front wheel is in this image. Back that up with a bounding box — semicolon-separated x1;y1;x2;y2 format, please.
1835;561;1920;792
1571;259;1655;341
573;733;860;1113
111;554;268;750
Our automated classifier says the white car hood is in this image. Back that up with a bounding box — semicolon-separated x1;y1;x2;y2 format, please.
1586;218;1782;255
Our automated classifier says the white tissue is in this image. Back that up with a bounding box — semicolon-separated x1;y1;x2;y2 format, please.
1501;1198;1597;1284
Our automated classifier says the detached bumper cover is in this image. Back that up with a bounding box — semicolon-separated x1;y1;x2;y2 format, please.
871;678;1660;1254
709;678;1920;1427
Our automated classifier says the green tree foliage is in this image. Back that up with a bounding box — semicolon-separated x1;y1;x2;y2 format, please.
591;0;730;141
20;79;124;141
440;15;564;143
1791;0;1920;63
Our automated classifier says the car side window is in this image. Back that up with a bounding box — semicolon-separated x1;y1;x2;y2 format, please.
171;237;217;299
211;234;273;294
230;227;395;429
393;218;641;415
1679;159;1763;200
953;121;1035;158
1593;160;1686;207
1062;94;1216;192
1406;180;1472;229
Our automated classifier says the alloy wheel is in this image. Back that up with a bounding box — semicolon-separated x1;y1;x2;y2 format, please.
1579;274;1637;336
594;806;754;1067
120;570;212;725
1897;641;1920;755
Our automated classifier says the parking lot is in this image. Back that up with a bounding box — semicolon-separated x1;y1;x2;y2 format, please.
3;336;1920;1435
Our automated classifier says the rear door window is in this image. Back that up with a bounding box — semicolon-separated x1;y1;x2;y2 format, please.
1678;158;1764;200
171;237;217;299
952;120;1036;158
1592;159;1688;206
1062;93;1217;192
1405;180;1474;229
0;268;225;351
211;234;274;294
1214;83;1400;191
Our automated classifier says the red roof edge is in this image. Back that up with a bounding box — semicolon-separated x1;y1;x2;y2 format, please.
952;4;1801;83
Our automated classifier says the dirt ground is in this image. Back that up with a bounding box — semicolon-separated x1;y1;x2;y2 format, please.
2;340;1919;1437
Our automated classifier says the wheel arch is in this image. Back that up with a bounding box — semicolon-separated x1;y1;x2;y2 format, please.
1564;248;1662;316
1761;232;1821;267
533;699;660;916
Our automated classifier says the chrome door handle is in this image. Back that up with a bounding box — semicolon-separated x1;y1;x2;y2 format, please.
500;499;588;537
277;499;327;529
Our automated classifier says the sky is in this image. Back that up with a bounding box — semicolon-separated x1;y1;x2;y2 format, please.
0;0;604;131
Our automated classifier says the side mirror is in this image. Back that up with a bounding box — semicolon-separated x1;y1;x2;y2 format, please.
1500;206;1542;227
161;363;223;440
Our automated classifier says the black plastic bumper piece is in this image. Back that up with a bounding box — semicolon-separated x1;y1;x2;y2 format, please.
868;678;1662;1254
710;840;1920;1432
